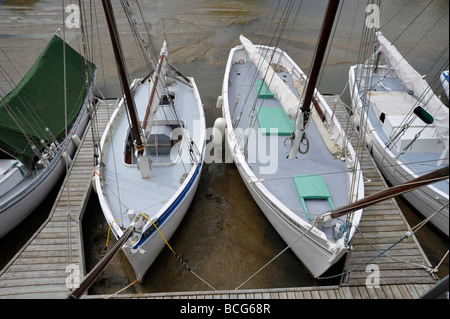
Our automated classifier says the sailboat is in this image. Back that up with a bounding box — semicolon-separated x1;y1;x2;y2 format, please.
349;31;449;236
94;0;205;283
216;0;364;278
0;33;96;239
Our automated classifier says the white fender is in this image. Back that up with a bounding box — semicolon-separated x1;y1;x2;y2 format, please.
62;151;72;167
216;95;223;109
212;117;226;145
72;134;81;148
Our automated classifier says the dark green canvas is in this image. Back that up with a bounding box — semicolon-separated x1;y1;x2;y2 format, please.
0;35;96;169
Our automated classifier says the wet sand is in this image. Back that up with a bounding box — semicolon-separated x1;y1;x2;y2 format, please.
1;0;448;296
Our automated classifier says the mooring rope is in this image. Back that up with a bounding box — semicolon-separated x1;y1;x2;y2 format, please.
318;202;449;281
140;213;217;291
235;220;318;290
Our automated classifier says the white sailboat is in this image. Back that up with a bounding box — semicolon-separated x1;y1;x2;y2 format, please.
349;31;449;236
0;33;96;239
217;0;364;278
94;0;205;283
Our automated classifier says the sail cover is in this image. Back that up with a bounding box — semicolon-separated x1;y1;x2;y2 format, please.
376;31;449;154
239;35;301;121
0;34;96;170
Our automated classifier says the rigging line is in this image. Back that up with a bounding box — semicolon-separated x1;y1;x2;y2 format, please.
352;225;432;272
235;220;318;291
237;0;299;148
121;0;155;70
337;0;361;99
0;48;23;86
391;0;435;45
0;58;50;141
140;213;217;291
91;0;111;161
312;2;363;203
430;250;449;274
135;0;158;63
255;157;449;185
120;0;153;72
237;0;290;107
386;77;448;150
319;234;411;281
379;0;413;30
320;202;449;281
105;278;139;299
0;89;44;144
358;7;449;102
233;0;279;104
279;0;303;56
62;0;74;269
97;170;171;218
256;0;281;46
0;91;39;151
410;202;449;234
234;3;291;130
240;0;259;37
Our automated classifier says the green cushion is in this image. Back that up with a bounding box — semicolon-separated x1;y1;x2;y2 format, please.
257;107;294;136
293;175;335;218
255;80;274;99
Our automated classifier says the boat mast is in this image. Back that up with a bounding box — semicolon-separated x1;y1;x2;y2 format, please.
102;0;152;178
288;0;340;159
101;0;144;156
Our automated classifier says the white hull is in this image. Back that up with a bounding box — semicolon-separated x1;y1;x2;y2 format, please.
221;40;364;278
123;162;202;281
232;153;350;276
95;73;206;282
349;65;449;236
0;101;91;239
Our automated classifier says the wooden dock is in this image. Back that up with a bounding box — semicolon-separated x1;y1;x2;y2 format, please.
325;95;437;288
0;100;114;299
0;97;439;299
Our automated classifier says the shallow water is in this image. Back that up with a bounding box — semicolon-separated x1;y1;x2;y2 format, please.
0;0;448;296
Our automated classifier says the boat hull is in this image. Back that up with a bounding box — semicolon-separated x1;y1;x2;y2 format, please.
229;142;348;277
123;161;203;282
95;74;206;282
0;104;90;239
349;65;449;237
221;41;364;278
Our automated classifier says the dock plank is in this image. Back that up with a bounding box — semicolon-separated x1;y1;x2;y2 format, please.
322;96;437;288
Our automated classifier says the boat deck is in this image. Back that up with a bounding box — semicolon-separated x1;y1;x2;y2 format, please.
0;97;438;299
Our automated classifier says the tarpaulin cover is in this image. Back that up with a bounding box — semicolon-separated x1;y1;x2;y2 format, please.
0;35;95;169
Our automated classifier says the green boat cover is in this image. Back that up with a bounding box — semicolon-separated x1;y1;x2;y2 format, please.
0;35;96;170
256;107;294;136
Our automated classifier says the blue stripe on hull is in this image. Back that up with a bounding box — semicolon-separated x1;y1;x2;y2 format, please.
132;159;203;249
